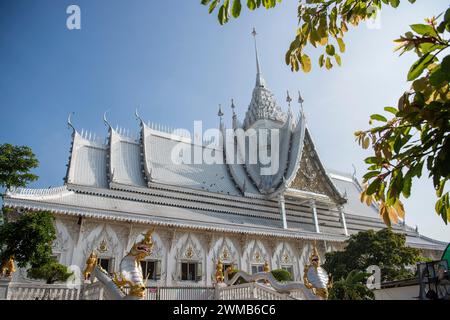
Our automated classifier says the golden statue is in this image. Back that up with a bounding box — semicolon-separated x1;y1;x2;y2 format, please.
263;261;270;273
112;229;154;298
215;259;224;283
83;251;98;280
0;256;16;278
303;244;332;299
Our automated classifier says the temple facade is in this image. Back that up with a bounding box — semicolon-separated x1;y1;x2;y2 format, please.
2;34;446;287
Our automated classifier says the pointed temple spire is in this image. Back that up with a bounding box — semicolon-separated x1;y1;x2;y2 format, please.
298;90;304;109
231;98;239;130
231;98;236;116
286;90;293;118
218;104;224;131
218;104;224;118
252;27;265;88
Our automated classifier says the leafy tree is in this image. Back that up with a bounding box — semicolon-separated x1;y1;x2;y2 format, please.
0;210;56;268
328;270;375;300
323;229;422;282
0;143;39;193
0;210;72;284
0;144;71;283
27;260;73;284
357;12;450;225
201;1;450;225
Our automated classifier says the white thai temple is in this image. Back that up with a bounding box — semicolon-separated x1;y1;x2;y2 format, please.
2;33;446;289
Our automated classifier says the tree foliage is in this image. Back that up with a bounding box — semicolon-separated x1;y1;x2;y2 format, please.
28;260;73;284
0;210;73;283
323;229;422;282
0;143;39;192
271;268;292;282
357;11;450;225
201;0;450;225
328;270;375;300
0;210;56;268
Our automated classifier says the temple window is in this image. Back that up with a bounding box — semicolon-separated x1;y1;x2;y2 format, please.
251;264;265;274
181;261;202;281
281;265;294;280
140;259;161;281
97;257;113;273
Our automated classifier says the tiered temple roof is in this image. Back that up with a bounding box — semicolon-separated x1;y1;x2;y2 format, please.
3;32;446;252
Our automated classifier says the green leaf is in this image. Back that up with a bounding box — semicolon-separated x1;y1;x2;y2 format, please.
319;54;324;67
326;44;335;56
365;156;380;165
300;54;312;73
384;107;398;115
390;0;400;8
336;38;346;53
393;135;403;153
367;178;381;195
370;114;387;122
429;66;450;87
325;57;332;69
334;54;342;66
441;55;450;73
231;0;242;18
410;24;437;37
209;0;220;13
247;0;256;10
407;53;434;81
363;171;381;181
402;175;412;198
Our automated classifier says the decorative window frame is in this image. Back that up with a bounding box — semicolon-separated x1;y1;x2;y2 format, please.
172;234;204;284
245;240;269;274
275;242;297;280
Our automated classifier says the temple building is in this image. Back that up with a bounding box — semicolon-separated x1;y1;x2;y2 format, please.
2;33;446;287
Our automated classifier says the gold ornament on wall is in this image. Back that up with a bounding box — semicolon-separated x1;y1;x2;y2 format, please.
185;246;194;259
98;239;108;253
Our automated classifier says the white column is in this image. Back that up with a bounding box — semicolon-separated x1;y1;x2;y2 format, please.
278;194;287;229
310;199;320;233
338;205;349;236
71;216;85;267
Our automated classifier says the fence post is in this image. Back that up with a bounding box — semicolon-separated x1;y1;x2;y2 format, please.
0;278;12;300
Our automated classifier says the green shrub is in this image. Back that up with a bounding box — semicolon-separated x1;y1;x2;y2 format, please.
271;269;292;282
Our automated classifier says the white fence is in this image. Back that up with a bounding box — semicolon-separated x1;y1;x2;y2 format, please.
146;286;215;300
5;283;82;300
1;281;214;300
2;282;304;300
216;282;294;300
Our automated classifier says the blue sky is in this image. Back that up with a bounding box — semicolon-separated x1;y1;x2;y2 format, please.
0;0;449;241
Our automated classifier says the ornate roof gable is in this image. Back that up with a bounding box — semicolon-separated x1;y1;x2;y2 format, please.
290;129;345;203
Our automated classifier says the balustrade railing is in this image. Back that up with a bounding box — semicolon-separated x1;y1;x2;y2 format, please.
6;283;81;300
3;282;298;300
216;282;294;300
